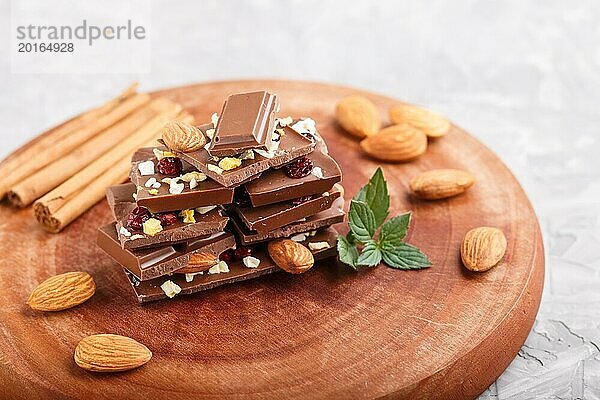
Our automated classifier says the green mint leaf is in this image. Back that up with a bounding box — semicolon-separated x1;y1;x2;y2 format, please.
379;213;411;245
337;235;359;270
380;242;432;270
353;167;389;227
357;241;382;267
348;200;376;242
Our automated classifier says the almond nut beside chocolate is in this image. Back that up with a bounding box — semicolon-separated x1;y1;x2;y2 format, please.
27;271;95;311
335;95;381;138
461;227;507;272
410;169;475;200
267;239;314;274
177;252;218;274
360;124;427;162
161;120;206;152
74;334;152;372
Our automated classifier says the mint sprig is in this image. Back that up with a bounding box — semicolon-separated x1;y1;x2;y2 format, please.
337;167;432;270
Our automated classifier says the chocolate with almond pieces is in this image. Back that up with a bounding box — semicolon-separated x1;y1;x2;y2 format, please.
130;147;234;213
107;183;229;250
125;227;339;303
209;91;279;156
97;223;235;281
162;124;315;187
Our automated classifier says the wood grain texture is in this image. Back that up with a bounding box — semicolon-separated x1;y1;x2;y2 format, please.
0;80;544;400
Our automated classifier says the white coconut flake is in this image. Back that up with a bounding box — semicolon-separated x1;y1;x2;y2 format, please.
254;148;275;159
206;128;215;140
278;116;293;127
195;205;217;214
218;260;230;273
308;241;330;251
211;113;219;127
189;177;198;190
207;164;224;174
243;256;260;269
290;233;307;242
322;191;330;197
144;177;157;188
119;226;132;237
292;118;317;134
239;149;255;160
138;160;155;176
311;167;324;179
130;234;145;240
169;181;185;194
160;280;181;298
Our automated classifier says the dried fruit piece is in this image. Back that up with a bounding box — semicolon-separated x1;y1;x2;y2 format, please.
219;249;236;262
142;218;163;236
234;246;253;260
127;206;152;231
336;95;381;138
74;334;152;372
267;239;314;274
180;209;195;223
284;156;314;178
157;157;183;176
461;227;507;272
360;124;427;162
409;169;475;200
27;271;95;311
161;120;206;152
389;104;450;138
156;212;178;226
218;157;242;171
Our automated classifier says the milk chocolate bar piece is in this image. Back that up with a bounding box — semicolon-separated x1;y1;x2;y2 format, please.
131;148;234;212
244;146;342;207
232;186;341;234
231;197;345;245
125;227;339;303
164;124;315;187
209;91;279;156
97;223;235;281
107;183;229;250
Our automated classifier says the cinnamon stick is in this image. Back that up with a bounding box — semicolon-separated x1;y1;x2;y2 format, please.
7;98;180;207
34;113;193;233
0;84;149;199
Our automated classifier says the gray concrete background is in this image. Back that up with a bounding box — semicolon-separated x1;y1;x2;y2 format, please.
2;1;599;398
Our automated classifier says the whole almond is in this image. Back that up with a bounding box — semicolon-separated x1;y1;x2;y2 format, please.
267;239;314;274
461;227;507;272
410;169;475;200
27;271;95;311
335;95;381;138
389;104;450;138
360;124;427;162
161;120;206;152
176;252;218;274
74;334;152;372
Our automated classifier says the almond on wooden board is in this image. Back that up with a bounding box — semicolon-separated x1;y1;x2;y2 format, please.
161;120;206;152
410;169;475;200
176;252;218;274
267;239;314;274
74;334;152;372
389;104;451;138
461;227;507;272
27;271;95;311
335;95;381;138
360;124;427;162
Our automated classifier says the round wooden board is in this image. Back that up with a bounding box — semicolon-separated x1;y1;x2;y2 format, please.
0;80;544;400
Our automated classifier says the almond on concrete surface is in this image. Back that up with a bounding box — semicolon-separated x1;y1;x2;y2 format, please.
74;334;152;372
267;239;314;274
360;124;427;162
461;227;507;272
409;169;475;200
389;104;451;138
176;252;218;274
161;120;206;152
335;95;381;139
27;271;95;311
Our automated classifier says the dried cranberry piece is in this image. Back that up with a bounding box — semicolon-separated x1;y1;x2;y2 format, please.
291;195;314;206
157;212;178;226
126;206;152;231
219;249;235;262
233;186;252;208
283;156;314;179
157;157;183;176
234;246;253;260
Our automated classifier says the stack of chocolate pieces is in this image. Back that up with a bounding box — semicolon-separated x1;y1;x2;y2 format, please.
97;91;345;302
